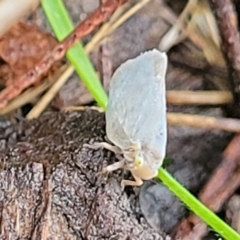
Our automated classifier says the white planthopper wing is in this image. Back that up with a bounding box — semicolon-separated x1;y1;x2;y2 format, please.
106;49;168;167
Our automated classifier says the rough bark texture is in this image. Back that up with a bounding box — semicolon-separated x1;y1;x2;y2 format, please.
0;1;237;239
0;109;233;239
0;109;170;240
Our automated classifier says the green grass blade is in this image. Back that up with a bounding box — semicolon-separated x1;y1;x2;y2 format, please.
41;0;239;238
158;168;240;240
41;0;108;109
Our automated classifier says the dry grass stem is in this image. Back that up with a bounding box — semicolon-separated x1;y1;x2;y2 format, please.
63;106;104;112
0;81;53;115
167;91;232;105
0;0;126;109
86;0;152;51
26;64;73;119
0;65;69;115
29;0;150;119
167;112;240;132
159;0;198;51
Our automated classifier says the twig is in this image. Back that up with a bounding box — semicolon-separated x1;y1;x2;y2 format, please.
63;106;104;113
170;50;229;91
0;81;52;115
84;1;130;53
26;64;73;119
0;64;68;115
182;170;240;237
167;112;240;132
185;0;225;67
159;0;198;51
175;1;240;237
29;0;150;119
105;0;151;37
209;0;240;117
200;134;240;208
205;167;240;210
0;0;127;109
176;134;240;239
85;0;151;52
166;91;232;105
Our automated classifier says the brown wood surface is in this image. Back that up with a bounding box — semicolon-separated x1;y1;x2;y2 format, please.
0;109;164;240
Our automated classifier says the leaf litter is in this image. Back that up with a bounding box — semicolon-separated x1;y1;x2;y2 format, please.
0;0;240;239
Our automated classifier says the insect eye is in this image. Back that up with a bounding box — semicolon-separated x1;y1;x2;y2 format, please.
134;157;144;167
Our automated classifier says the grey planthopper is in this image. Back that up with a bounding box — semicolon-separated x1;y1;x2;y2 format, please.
85;49;168;188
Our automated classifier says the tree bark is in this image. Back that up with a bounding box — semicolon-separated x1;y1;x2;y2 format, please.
0;109;164;240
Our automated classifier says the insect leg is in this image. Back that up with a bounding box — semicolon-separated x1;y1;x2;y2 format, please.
84;142;121;154
120;172;143;189
102;159;125;173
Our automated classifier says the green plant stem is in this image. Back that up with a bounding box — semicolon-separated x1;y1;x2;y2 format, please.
41;0;240;238
41;0;108;109
158;168;240;240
